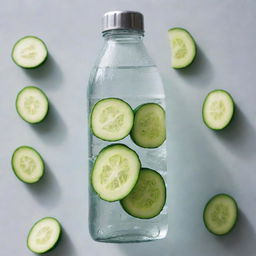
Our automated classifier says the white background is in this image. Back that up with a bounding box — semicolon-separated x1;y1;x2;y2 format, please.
0;0;256;255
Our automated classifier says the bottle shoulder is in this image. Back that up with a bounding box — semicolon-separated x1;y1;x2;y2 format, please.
94;39;155;68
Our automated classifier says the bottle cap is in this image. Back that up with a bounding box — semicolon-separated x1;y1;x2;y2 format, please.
102;11;144;32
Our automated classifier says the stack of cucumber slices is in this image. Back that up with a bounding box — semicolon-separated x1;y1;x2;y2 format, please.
168;28;235;131
169;27;238;236
11;36;49;183
11;36;63;254
90;98;167;219
11;36;50;124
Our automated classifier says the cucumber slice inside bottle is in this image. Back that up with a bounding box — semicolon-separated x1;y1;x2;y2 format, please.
203;89;234;130
27;217;61;254
90;98;134;141
203;194;238;235
12;36;48;68
168;27;196;68
121;168;166;219
91;144;141;202
16;86;49;124
12;146;44;184
131;103;166;148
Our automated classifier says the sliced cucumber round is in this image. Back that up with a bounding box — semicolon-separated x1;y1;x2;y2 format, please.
16;86;49;124
12;36;48;68
203;89;234;130
12;146;44;184
27;217;61;254
203;194;238;236
121;168;166;219
90;98;134;141
91;144;141;202
168;27;196;69
131;103;166;148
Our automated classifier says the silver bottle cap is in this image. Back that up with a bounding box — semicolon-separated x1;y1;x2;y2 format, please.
102;11;144;32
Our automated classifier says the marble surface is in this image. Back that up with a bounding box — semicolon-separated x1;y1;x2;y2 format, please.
0;0;256;255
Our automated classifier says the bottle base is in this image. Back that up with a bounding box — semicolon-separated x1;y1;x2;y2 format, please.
90;228;168;243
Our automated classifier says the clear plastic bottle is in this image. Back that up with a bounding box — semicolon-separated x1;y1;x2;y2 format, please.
87;11;167;242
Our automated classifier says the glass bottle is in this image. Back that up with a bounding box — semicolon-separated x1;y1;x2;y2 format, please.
87;10;167;242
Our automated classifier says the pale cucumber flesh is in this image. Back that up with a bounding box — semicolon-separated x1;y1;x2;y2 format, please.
12;36;48;68
168;28;196;68
91;98;134;141
203;90;234;130
27;217;61;254
16;86;49;124
12;146;44;183
91;144;141;202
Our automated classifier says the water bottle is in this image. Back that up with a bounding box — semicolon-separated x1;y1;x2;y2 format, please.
88;10;167;242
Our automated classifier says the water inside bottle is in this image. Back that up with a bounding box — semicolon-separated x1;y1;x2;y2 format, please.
88;66;167;242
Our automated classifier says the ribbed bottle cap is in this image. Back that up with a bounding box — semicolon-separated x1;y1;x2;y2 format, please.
102;11;144;32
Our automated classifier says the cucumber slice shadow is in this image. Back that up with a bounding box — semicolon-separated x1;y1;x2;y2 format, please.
45;227;77;256
213;106;256;158
24;54;63;90
214;211;256;256
175;46;213;86
25;162;61;208
30;102;68;145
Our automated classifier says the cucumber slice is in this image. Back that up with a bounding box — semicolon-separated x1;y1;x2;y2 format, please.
131;103;166;148
91;144;141;202
168;27;196;68
203;194;238;235
121;168;166;219
12;146;44;184
90;98;134;141
12;36;48;68
16;86;49;124
27;217;61;254
203;89;234;130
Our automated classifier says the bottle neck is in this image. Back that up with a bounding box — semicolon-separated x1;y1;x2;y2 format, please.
102;29;144;43
96;29;154;68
